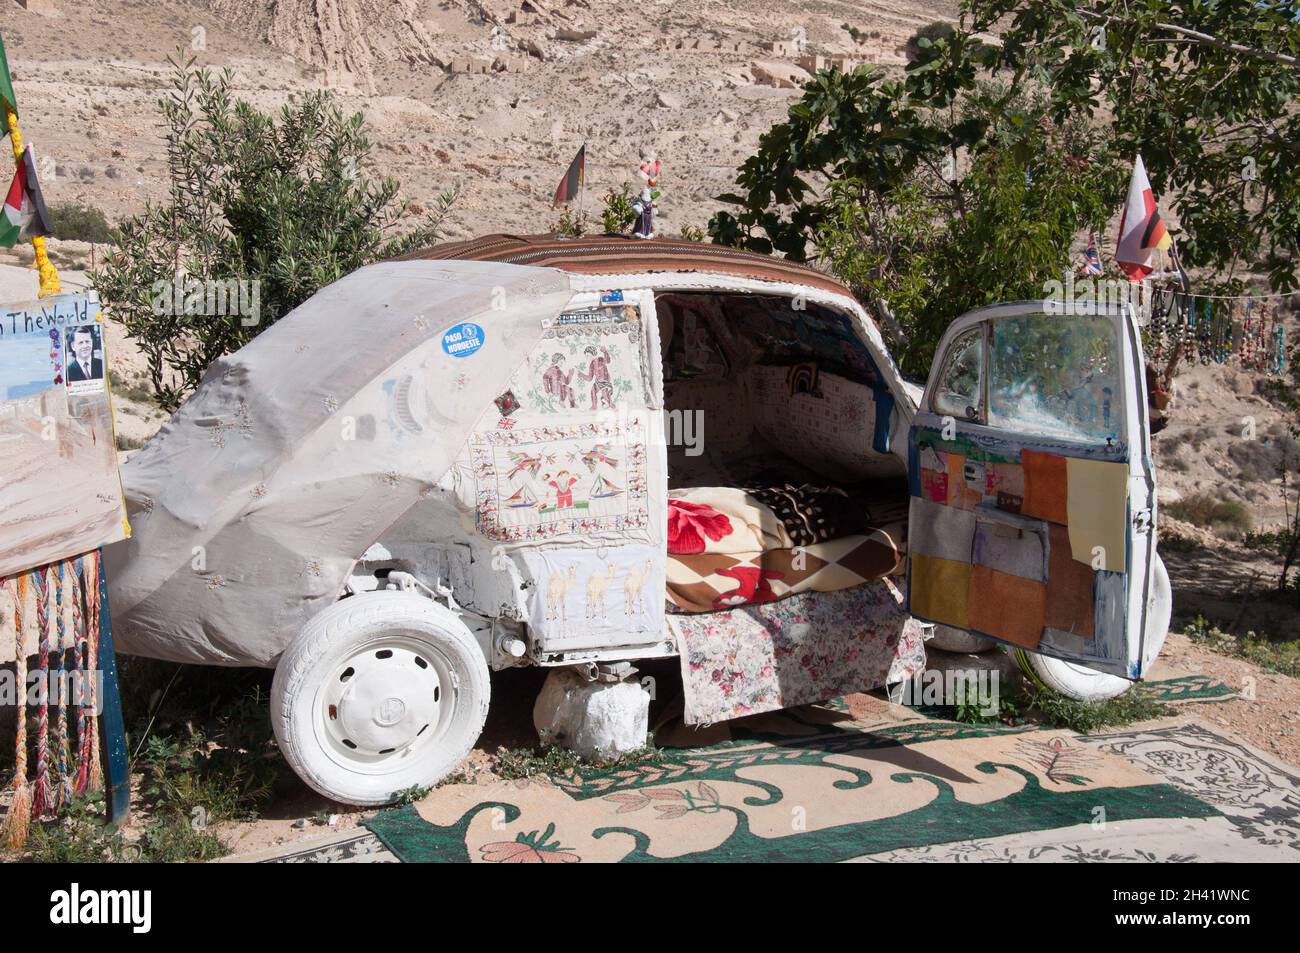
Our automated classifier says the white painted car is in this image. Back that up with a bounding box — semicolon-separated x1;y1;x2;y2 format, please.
107;235;1170;804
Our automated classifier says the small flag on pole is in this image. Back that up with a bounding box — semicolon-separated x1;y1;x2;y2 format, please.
0;34;19;120
1116;155;1172;280
0;144;53;247
552;143;585;208
1082;232;1103;276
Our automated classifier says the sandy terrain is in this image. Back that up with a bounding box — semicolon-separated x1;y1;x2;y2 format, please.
0;0;954;243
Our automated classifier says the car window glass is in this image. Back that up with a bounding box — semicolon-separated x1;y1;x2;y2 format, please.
987;314;1121;442
933;328;983;421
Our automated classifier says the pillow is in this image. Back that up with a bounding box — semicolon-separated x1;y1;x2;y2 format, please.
667;487;793;555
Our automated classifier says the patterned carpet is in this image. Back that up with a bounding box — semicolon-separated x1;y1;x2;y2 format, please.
229;677;1296;864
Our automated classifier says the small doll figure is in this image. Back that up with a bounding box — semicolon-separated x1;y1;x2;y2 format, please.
633;150;661;239
632;188;656;239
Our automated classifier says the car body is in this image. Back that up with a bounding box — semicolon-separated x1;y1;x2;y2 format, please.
106;234;1169;803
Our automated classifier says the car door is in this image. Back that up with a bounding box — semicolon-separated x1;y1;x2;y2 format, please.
906;300;1156;678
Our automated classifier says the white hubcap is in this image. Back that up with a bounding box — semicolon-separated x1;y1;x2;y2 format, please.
317;637;451;770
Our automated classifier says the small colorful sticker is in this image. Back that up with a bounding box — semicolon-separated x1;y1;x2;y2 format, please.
494;389;521;417
600;289;624;304
442;322;485;358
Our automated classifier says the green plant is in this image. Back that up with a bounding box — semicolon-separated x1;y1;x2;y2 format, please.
1158;532;1201;555
391;784;430;805
94;53;455;412
553;186;639;238
491;741;586;780
552;205;589;237
491;734;662;780
49;202;115;244
1184;616;1300;679
133;685;284;825
599;185;636;235
1164;494;1254;537
967;0;1300;292
133;812;227;862
1027;683;1170;733
108;369;155;405
22;793;129;863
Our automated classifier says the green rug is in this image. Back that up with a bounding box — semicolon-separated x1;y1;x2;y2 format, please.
1136;674;1235;704
363;705;1218;863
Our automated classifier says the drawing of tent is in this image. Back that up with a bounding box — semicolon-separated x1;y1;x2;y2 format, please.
505;483;539;508
589;473;623;499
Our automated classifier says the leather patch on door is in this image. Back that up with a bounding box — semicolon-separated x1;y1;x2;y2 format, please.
967;565;1046;649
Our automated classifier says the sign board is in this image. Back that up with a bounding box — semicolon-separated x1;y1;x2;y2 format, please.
0;292;129;577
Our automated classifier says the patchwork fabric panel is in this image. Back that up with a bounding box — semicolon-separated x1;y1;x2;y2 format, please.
915;436;1130;567
666;529;905;614
1063;456;1129;571
972;511;1048;582
671;580;926;725
909;554;972;630
967;565;1047;649
1044;523;1095;637
911;429;1129;653
1019;449;1069;524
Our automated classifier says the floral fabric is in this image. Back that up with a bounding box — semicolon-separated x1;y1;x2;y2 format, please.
670;580;926;726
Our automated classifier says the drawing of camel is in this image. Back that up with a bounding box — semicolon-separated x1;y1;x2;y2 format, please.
623;559;653;619
546;565;577;621
586;563;617;621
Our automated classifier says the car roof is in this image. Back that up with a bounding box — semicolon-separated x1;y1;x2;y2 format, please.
398;233;855;298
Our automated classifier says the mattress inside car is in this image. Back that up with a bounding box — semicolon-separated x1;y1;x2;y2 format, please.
666;484;906;614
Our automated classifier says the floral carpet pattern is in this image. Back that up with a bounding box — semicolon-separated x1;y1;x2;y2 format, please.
670;582;926;725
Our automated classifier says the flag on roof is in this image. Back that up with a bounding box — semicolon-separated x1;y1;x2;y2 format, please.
1116;155;1172;280
0;144;52;247
552;143;585;208
1082;232;1103;276
0;34;18;120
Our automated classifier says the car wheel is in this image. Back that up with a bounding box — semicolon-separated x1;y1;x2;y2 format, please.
1013;556;1171;703
271;591;490;806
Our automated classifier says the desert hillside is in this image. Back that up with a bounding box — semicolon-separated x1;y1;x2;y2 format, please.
0;0;957;240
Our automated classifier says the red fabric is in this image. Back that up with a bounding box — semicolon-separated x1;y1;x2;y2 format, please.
667;499;734;554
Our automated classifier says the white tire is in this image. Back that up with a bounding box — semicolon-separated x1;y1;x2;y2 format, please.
1014;555;1172;703
271;592;490;806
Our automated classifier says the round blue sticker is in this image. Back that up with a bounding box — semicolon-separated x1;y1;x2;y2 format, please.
442;322;485;358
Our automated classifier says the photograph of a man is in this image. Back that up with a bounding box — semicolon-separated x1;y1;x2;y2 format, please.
64;324;105;394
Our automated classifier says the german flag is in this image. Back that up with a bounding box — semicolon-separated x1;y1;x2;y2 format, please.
552;144;585;208
1116;155;1173;280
